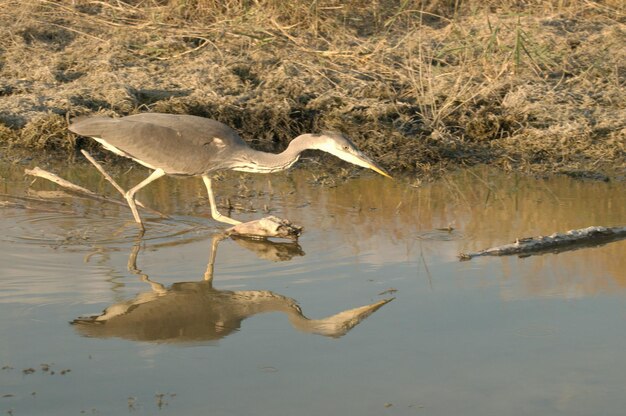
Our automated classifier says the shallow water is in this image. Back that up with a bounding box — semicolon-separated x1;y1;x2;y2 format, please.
1;160;625;415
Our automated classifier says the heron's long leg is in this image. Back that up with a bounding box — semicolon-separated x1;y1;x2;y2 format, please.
202;175;242;226
125;169;166;229
203;233;227;282
81;150;159;215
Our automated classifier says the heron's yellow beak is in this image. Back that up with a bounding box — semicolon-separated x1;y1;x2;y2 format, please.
359;155;392;179
355;155;392;179
331;146;393;179
367;162;392;179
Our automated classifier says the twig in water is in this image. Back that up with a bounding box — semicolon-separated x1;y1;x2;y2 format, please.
24;167;168;218
459;226;626;260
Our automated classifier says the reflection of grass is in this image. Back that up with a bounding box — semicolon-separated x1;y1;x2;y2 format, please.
300;166;626;297
0;1;624;177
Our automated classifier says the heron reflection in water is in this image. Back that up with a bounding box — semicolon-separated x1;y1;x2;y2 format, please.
72;235;392;343
69;113;391;230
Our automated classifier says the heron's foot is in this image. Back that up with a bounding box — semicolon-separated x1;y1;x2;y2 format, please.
225;216;303;240
124;218;145;233
124;193;145;229
212;213;242;226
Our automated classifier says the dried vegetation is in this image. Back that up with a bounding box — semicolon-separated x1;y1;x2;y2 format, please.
0;0;624;178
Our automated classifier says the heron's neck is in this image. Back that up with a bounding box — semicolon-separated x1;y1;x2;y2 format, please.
235;134;315;173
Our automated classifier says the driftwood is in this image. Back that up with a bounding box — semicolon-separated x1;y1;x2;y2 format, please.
24;167;168;218
0;198;75;215
26;167;102;199
225;216;303;240
459;226;626;260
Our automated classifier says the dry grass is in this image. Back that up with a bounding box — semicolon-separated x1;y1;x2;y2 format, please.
0;0;624;178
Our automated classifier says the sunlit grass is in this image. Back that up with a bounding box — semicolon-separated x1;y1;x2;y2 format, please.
0;0;623;177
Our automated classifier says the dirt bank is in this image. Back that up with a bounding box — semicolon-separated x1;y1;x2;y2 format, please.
0;1;624;180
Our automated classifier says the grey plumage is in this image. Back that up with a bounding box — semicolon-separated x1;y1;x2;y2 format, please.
70;114;245;175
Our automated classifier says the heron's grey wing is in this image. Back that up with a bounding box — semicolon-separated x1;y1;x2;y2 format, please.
69;116;240;175
121;114;247;148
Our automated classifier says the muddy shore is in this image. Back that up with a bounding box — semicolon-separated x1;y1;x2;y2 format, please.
0;1;624;180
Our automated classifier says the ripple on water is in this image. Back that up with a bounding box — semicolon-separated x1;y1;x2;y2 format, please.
416;228;465;241
0;208;233;307
1;206;222;248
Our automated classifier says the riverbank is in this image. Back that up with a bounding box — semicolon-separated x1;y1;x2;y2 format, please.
0;1;624;180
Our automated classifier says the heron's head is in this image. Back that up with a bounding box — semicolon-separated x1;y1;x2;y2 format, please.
307;132;391;178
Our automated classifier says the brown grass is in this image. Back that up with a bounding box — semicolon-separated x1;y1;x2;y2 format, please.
0;0;624;178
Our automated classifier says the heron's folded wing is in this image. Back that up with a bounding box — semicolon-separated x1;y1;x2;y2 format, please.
69;117;231;175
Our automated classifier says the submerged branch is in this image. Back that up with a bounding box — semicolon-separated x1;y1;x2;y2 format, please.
459;226;626;260
24;167;168;218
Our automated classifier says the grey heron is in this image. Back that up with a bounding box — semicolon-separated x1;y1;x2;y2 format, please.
69;113;391;229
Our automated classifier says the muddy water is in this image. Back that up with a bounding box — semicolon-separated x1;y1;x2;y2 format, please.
1;160;625;416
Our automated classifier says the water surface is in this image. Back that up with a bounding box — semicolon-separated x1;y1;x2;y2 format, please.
1;160;625;415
